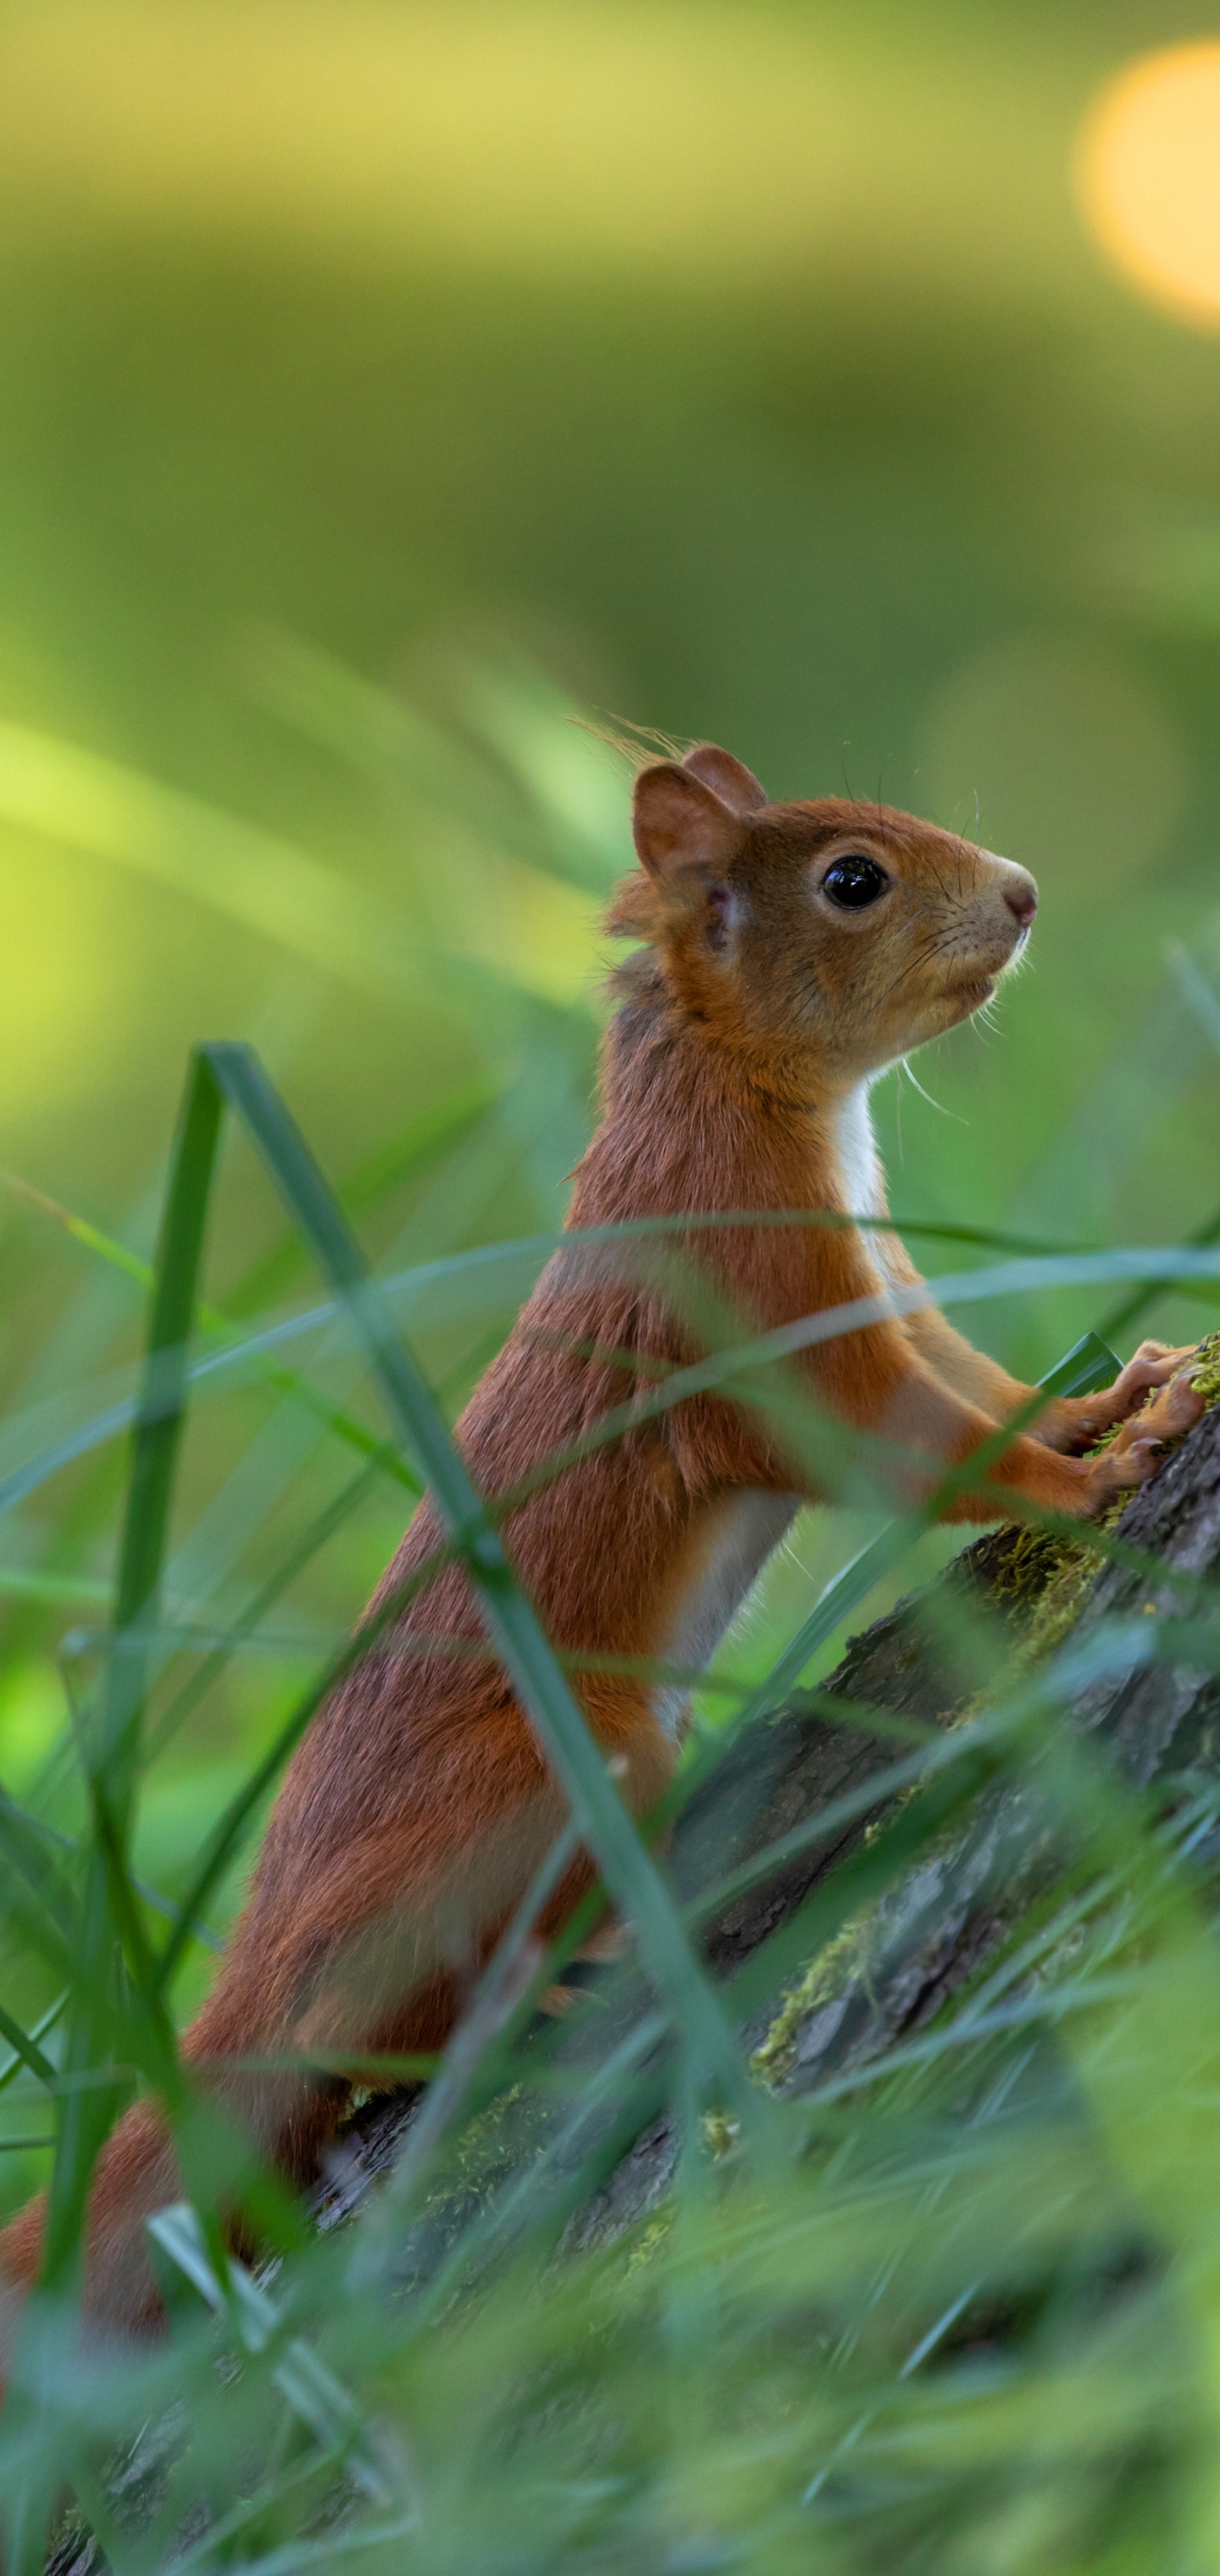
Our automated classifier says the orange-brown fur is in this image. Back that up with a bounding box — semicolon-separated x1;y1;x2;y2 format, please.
0;743;1201;2363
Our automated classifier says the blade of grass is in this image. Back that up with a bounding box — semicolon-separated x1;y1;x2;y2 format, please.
3;1069;226;2573
6;1228;1217;1529
1037;1332;1123;1398
721;1332;1122;1742
0;1793;80;1960
39;1057;222;2292
0;1996;66;2101
358;1815;585;2246
224;1074;497;1320
143;1461;381;1763
722;1613;1183;2083
0;2007;57;2091
2;1168;422;1504
201;1043;757;2118
1096;1196;1220;1344
0;1791;224;1952
0;1568;111;1605
1166;938;1220;1056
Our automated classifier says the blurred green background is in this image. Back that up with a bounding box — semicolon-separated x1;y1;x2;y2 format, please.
2;0;1220;2190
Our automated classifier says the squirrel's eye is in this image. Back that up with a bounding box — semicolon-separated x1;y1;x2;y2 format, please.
822;855;889;909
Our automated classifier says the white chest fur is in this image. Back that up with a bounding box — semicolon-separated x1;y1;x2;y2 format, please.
834;1082;901;1288
649;1086;896;1744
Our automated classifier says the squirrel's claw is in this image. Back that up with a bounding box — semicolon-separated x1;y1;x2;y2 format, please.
1107;1343;1200;1413
1051;1344;1204;1454
1090;1368;1206;1506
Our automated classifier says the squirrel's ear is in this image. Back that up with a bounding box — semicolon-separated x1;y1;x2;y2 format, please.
631;762;741;881
682;742;768;814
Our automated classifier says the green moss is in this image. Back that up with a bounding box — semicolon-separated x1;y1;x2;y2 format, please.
990;1525;1072;1608
1012;1330;1220;1669
1012;1536;1106;1668
751;1918;872;2085
1191;1330;1220;1407
624;2211;674;2276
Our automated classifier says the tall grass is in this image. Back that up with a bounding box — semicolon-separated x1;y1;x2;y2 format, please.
2;663;1220;2574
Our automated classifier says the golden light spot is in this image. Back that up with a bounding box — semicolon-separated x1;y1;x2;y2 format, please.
1076;42;1220;329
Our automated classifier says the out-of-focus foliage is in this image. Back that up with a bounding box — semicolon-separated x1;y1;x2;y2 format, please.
0;3;1217;1277
2;4;1220;2569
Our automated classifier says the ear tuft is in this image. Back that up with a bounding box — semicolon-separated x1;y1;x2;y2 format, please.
682;742;768;815
631;762;741;883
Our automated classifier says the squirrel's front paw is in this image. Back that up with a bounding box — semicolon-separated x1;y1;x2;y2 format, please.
1108;1341;1201;1413
1052;1342;1203;1453
1084;1368;1205;1513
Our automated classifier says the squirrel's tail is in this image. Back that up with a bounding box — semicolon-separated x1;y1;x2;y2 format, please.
0;2091;187;2355
0;1783;585;2385
0;1956;351;2389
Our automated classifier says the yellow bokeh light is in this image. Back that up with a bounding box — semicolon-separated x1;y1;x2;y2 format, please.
1076;42;1220;329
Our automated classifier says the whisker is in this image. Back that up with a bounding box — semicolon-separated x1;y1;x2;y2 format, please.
900;1057;965;1120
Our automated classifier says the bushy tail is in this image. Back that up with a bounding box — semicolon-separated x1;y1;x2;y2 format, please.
0;2092;185;2357
0;1953;347;2384
0;1779;586;2381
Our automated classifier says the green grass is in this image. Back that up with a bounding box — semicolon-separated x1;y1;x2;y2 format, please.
2;676;1220;2575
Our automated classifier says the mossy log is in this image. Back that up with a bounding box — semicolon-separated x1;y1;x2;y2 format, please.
46;1396;1220;2573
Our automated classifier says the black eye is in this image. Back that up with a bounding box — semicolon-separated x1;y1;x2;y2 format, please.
822;855;889;909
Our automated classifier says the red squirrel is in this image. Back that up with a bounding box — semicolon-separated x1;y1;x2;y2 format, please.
0;741;1201;2357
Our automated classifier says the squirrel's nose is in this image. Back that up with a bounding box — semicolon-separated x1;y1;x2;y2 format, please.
1005;883;1037;930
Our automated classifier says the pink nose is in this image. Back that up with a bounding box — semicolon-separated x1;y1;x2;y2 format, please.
1005;885;1037;930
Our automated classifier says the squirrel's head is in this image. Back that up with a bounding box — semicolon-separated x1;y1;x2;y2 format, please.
607;743;1038;1089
